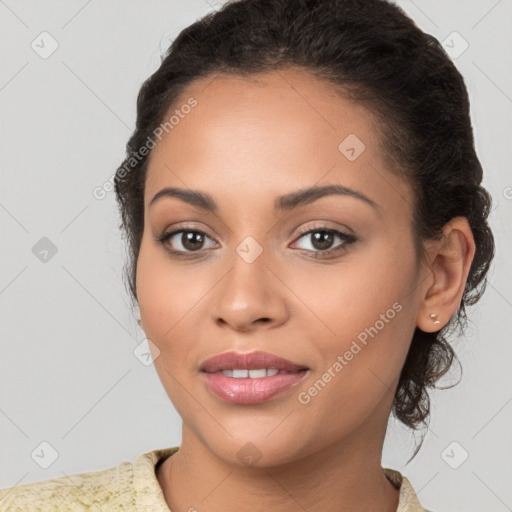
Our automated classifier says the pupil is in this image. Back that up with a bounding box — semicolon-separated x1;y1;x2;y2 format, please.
183;232;204;251
178;230;335;252
312;231;333;250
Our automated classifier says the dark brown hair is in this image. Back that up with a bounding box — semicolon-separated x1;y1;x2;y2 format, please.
114;0;495;459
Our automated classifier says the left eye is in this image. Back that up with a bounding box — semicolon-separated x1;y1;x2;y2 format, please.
291;227;356;254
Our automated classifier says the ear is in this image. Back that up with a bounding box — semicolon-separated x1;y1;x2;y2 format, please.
416;216;476;333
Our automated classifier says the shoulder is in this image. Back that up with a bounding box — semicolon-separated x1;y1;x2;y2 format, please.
383;467;434;512
0;462;129;511
0;446;179;511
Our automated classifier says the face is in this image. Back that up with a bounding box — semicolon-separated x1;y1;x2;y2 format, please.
137;69;426;467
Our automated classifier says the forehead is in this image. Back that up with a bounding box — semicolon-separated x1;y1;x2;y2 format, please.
144;68;412;217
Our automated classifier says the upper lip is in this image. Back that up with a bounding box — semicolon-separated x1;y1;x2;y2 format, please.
200;350;309;373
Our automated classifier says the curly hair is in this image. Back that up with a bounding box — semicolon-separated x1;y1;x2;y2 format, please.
114;0;495;459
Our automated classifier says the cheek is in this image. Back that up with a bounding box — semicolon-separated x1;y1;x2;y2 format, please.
287;227;416;338
293;232;416;408
296;302;412;443
136;245;171;341
136;238;203;343
135;241;199;411
135;237;213;382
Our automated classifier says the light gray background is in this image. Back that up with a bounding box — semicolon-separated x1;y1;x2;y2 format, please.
0;1;511;511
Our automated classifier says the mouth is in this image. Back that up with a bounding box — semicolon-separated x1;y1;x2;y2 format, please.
199;349;309;374
209;368;303;378
199;350;309;405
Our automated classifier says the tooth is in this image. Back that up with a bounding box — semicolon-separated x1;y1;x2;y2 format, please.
248;369;267;378
216;368;285;378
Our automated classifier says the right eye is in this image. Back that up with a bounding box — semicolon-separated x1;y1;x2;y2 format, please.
156;228;217;256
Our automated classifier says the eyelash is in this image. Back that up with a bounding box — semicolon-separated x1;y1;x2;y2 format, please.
294;224;357;258
155;223;357;260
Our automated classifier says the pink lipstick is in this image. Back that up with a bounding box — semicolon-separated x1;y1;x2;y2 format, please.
200;350;309;405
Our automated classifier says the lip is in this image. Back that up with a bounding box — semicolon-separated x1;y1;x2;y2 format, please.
199;350;310;405
199;350;309;373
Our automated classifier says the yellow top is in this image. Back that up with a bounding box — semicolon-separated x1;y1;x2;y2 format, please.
0;446;432;511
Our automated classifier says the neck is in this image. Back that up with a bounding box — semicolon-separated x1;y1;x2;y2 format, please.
157;420;400;512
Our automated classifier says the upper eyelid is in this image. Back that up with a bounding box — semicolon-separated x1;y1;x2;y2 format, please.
295;222;353;236
163;223;219;242
162;224;354;247
163;222;349;236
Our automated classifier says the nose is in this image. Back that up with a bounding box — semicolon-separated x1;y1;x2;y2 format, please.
210;247;289;333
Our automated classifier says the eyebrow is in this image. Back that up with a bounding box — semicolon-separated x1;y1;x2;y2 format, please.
149;184;379;212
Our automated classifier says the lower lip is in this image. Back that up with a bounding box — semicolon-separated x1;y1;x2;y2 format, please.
201;370;308;405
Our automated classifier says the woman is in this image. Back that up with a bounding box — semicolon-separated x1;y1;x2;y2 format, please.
0;0;495;510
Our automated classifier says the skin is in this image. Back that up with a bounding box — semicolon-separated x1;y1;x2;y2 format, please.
136;68;476;512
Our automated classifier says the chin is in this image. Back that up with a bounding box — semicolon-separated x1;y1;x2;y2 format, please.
198;430;310;470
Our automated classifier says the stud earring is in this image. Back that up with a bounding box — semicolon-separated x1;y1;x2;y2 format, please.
429;313;441;325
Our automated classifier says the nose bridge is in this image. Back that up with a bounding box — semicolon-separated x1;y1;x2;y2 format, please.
227;233;274;301
210;232;288;329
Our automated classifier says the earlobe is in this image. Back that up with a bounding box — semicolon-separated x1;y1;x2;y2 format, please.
429;313;441;325
416;216;476;332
